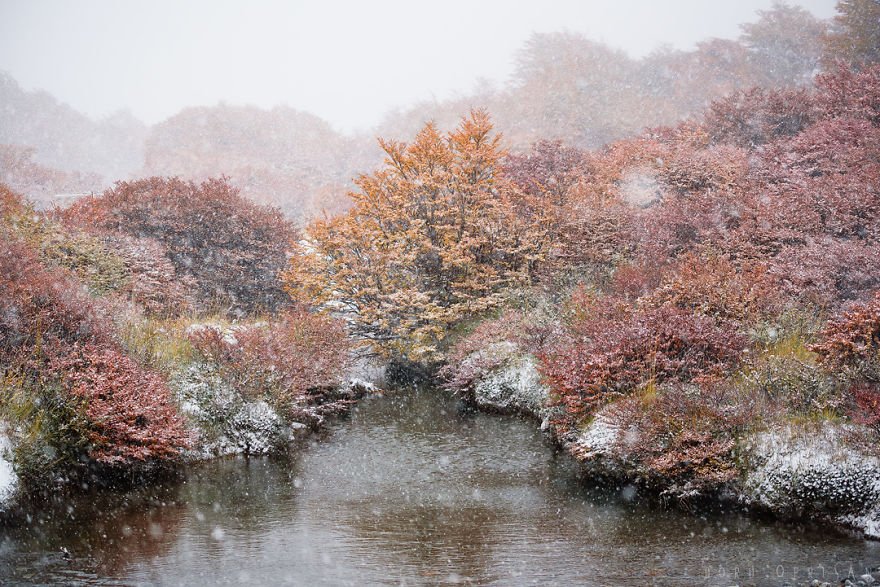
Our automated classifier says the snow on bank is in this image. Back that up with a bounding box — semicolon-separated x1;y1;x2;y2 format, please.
0;423;20;510
742;424;880;538
172;363;380;459
172;364;285;458
458;340;569;434
571;410;620;460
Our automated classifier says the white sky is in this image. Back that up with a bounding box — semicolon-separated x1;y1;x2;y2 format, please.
0;0;837;133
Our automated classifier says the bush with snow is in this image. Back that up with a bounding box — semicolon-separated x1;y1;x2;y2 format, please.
471;346;550;417
742;425;880;536
171;363;284;457
0;424;20;512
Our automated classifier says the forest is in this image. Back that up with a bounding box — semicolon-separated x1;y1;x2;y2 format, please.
1;0;880;572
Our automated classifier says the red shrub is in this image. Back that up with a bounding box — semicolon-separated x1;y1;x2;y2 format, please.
0;234;111;359
629;154;750;264
541;304;746;421
603;384;753;490
704;87;817;148
189;308;351;417
751;117;880;241
769;238;880;308
810;290;880;374
503;140;587;205
49;344;190;465
851;383;880;431
62;176;297;316
555;195;635;271
814;64;880;125
639;253;782;324
660;143;750;197
608;260;668;301
1;226;189;469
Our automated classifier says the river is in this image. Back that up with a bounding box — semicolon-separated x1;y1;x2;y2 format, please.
1;387;877;586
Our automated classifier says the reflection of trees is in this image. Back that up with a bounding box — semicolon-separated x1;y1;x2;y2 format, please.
174;454;304;535
0;481;186;581
318;388;553;583
0;453;307;582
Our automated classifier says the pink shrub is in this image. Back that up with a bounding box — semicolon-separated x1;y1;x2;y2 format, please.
639;253;782;324
50;344;190;465
541;304;747;422
189;309;351;418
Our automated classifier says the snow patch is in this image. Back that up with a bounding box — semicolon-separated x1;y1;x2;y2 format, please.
743;424;880;537
573;411;620;459
0;423;19;510
471;346;550;418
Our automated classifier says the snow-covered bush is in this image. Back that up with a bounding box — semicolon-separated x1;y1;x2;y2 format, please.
186;310;351;419
470;344;550;417
742;425;880;536
172;363;284;457
176;312;353;456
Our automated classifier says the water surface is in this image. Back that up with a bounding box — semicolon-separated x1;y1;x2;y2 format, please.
1;388;877;585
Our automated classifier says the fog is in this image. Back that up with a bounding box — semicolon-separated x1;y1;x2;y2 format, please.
0;0;836;133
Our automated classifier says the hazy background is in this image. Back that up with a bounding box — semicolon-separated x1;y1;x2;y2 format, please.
0;0;839;219
0;0;835;133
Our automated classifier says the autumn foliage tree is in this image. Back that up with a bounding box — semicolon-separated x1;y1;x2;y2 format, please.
824;0;880;68
287;110;544;361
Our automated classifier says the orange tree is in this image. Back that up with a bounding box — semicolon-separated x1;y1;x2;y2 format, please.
286;110;546;361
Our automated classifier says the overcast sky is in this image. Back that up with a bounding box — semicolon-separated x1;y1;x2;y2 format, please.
0;0;837;133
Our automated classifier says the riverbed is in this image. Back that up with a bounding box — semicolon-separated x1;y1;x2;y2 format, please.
1;387;877;585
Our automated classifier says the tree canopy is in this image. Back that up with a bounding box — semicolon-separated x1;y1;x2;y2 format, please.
287;110;544;361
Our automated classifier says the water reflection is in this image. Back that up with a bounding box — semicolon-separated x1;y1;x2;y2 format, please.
0;387;877;586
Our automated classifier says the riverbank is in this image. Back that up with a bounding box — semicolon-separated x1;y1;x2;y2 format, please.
449;342;880;542
0;378;378;514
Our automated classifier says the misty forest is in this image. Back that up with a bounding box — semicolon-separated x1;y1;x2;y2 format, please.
2;1;880;585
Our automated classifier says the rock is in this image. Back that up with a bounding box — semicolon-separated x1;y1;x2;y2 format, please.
741;424;880;538
470;346;550;418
